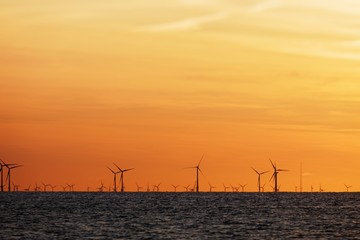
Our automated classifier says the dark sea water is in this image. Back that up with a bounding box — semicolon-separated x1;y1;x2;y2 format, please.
1;192;359;239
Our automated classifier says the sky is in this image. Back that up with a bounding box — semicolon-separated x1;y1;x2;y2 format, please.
1;0;360;192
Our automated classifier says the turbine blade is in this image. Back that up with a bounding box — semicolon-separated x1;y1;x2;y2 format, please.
269;158;276;169
277;169;288;172
198;154;204;167
198;167;204;176
113;163;122;172
251;167;260;175
123;168;134;172
269;172;275;182
107;166;115;174
260;171;269;175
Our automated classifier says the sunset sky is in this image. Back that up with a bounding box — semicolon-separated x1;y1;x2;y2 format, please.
1;0;360;192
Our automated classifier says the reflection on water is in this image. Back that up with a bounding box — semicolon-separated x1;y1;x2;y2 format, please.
1;193;359;238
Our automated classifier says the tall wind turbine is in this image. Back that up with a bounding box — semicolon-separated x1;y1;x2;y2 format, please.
136;183;143;192
113;163;134;192
223;184;230;192
186;154;204;192
107;166;119;192
5;164;22;192
252;167;268;192
0;159;20;192
269;159;288;192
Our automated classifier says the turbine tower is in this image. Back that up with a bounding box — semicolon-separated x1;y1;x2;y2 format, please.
186;154;204;192
269;158;288;192
252;167;268;192
113;163;134;192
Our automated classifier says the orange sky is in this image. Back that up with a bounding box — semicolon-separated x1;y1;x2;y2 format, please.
1;0;360;192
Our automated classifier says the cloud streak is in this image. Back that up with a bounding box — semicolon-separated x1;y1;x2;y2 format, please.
136;12;228;32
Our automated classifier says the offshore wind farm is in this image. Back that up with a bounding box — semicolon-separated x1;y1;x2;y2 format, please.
2;0;360;238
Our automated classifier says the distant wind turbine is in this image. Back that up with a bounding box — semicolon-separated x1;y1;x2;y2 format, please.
344;184;352;192
239;184;247;192
183;184;190;192
252;167;268;192
208;183;216;192
223;184;229;192
113;163;134;192
171;184;179;192
136;183;143;192
107;166;119;192
269;159;288;192
153;183;161;192
185;154;204;192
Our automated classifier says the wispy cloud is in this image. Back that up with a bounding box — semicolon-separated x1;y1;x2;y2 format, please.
136;12;228;32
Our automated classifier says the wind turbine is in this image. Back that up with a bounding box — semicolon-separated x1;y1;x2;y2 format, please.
1;159;21;192
12;182;20;191
50;185;57;192
24;184;31;192
269;159;288;192
171;184;179;192
252;167;268;192
61;185;67;192
113;163;134;192
97;181;105;192
239;184;247;192
153;183;161;192
185;154;204;192
5;164;22;192
67;183;75;192
42;182;50;192
183;184;190;192
208;183;216;192
230;184;239;192
344;184;352;192
136;183;143;192
107;166;119;192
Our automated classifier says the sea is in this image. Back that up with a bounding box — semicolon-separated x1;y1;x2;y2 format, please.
1;192;359;239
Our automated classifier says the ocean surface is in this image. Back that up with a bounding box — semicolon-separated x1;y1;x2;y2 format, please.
1;192;359;239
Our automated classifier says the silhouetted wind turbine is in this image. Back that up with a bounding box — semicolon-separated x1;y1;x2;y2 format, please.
61;185;67;192
42;182;50;192
183;184;190;192
12;182;20;191
50;185;57;192
185;154;204;192
269;159;288;192
344;184;352;192
97;182;105;192
230;184;239;192
5;164;22;192
24;184;31;192
208;183;216;192
1;159;21;192
153;183;161;192
107;166;119;192
252;167;268;193
136;183;143;192
34;183;41;192
171;184;179;192
223;184;229;192
113;163;134;192
239;184;247;192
